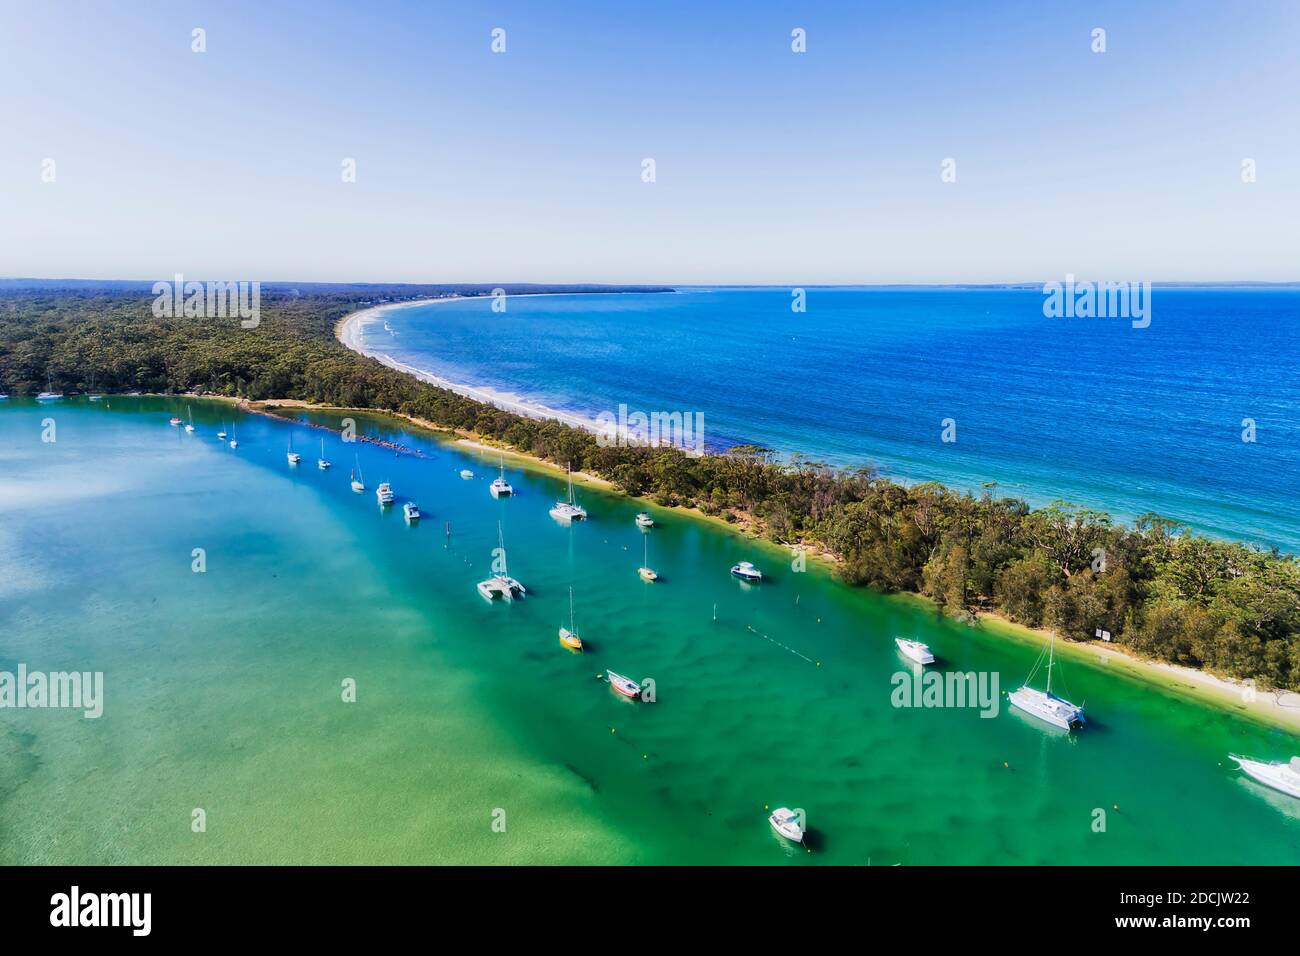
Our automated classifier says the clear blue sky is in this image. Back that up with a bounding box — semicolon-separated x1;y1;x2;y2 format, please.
2;0;1297;284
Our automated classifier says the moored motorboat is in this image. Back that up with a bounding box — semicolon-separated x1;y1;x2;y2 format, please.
607;671;641;699
768;808;804;843
895;637;935;665
635;512;655;528
376;482;394;505
169;416;183;426
730;561;762;582
460;469;475;479
403;501;420;522
1230;754;1300;799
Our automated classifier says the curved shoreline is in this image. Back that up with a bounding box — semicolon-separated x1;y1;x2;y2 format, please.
336;296;616;437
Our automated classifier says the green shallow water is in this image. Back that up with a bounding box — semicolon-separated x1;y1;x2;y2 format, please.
1;397;1297;864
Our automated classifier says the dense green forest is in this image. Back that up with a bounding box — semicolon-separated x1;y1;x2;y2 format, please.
3;285;1298;690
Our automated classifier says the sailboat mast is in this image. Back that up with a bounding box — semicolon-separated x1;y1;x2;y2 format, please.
1046;633;1055;695
568;586;575;631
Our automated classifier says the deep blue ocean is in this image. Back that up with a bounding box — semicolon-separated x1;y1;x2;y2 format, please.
355;287;1300;552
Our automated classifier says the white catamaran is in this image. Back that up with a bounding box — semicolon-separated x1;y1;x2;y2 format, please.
549;463;587;522
489;457;513;498
1008;632;1085;731
477;522;525;601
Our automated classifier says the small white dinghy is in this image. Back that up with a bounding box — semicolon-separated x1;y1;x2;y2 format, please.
895;637;935;665
460;469;475;479
769;808;804;843
1230;754;1300;800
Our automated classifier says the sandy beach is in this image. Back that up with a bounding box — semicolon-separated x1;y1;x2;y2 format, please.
336;296;617;437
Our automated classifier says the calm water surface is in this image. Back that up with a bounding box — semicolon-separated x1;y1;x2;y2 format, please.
0;398;1297;864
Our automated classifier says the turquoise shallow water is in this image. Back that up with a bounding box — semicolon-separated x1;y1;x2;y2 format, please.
1;397;1298;864
358;287;1300;552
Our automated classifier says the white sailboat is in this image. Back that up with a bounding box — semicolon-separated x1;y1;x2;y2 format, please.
229;424;238;448
286;435;301;464
37;373;63;401
638;535;658;582
477;522;526;601
217;422;227;440
606;671;641;699
549;463;587;522
184;405;195;433
489;457;513;497
558;587;584;651
1230;754;1300;799
1008;632;1085;731
317;437;331;470
351;455;365;492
